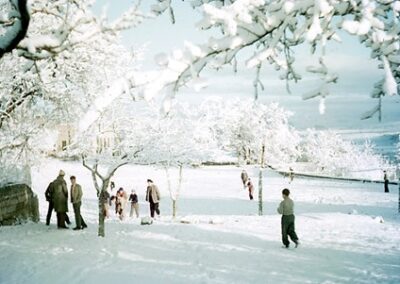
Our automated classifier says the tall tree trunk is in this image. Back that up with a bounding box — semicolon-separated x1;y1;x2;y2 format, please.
378;95;382;122
260;145;265;167
174;165;183;219
258;145;265;216
165;165;183;219
172;200;177;219
98;197;105;237
97;182;109;237
165;166;175;218
258;167;263;216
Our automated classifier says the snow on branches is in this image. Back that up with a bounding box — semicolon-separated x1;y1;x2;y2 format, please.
148;0;399;118
0;0;29;59
0;0;142;184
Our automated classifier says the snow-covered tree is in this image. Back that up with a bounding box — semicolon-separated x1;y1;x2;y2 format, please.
0;0;143;186
76;96;148;237
198;98;300;165
147;0;400;119
139;102;216;218
299;130;388;178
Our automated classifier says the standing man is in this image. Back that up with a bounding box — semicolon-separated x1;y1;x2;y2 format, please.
129;189;139;218
384;170;390;193
277;188;299;248
70;176;87;230
53;170;69;229
240;170;248;189
145;179;161;218
45;181;55;226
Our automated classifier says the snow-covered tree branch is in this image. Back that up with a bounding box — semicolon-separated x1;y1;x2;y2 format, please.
147;0;400;119
0;0;30;59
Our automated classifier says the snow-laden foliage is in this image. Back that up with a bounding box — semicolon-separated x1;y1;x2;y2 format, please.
149;0;400;117
299;130;389;178
198;98;300;165
0;0;142;185
140;102;216;167
196;98;388;177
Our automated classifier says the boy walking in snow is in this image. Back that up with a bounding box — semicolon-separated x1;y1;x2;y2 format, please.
277;188;299;248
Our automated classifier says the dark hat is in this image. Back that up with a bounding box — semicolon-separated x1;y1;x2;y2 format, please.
147;179;153;183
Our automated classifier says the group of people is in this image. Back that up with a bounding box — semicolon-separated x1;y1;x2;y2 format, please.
240;170;254;200
45;170;87;230
101;185;139;221
100;179;161;221
44;168;301;248
46;169;164;229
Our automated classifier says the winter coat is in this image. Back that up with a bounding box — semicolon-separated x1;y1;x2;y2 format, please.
70;184;83;204
277;197;294;216
241;171;248;183
146;184;160;203
45;182;54;202
117;191;128;209
52;176;68;213
129;193;138;204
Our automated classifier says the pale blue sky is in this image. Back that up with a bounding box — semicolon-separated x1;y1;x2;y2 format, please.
92;0;384;98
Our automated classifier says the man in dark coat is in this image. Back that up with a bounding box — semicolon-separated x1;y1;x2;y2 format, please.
70;176;87;230
45;172;70;226
384;170;389;193
52;170;69;229
45;181;55;226
145;179;160;218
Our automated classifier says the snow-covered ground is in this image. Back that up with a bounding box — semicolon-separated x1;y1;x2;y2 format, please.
1;160;400;284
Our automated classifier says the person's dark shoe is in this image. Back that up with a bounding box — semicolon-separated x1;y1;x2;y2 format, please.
81;224;87;229
295;241;300;248
73;227;81;231
58;226;69;229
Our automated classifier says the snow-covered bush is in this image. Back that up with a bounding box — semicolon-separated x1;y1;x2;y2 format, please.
299;130;388;178
199;98;301;165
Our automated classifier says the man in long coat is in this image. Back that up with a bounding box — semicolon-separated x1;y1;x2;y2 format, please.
70;175;87;230
52;170;69;229
145;179;160;218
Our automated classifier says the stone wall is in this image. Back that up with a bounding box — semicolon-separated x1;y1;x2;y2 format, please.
0;184;39;226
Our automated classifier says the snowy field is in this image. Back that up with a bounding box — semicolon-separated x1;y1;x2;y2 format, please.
1;160;400;284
